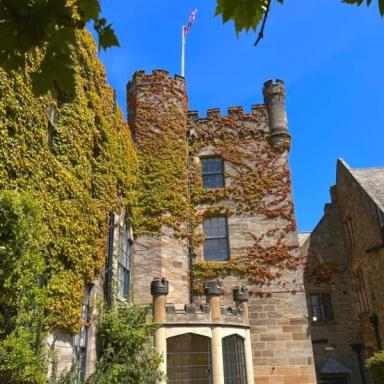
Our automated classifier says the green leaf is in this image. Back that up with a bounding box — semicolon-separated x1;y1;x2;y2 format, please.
77;0;101;21
94;19;120;51
31;51;75;96
215;0;273;35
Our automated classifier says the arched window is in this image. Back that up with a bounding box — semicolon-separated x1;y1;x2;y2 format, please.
167;333;212;383
222;334;247;384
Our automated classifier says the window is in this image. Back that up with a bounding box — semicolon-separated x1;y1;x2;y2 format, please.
201;157;224;189
47;105;57;151
73;286;92;383
117;220;132;298
310;293;334;321
353;269;369;314
167;333;212;383
222;335;247;384
203;216;229;261
343;218;355;248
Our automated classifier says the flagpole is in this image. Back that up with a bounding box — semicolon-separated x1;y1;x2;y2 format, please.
181;26;185;77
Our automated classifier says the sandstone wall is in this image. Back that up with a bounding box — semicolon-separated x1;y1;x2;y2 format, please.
188;102;316;384
304;196;362;383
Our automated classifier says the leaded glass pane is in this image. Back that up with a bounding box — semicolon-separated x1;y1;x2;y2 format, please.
167;334;212;383
201;158;224;189
223;335;247;384
118;221;131;298
203;217;229;261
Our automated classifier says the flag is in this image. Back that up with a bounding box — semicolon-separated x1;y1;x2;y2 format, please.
183;9;198;38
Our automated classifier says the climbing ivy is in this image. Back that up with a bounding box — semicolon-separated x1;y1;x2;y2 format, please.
129;71;189;236
188;109;299;293
0;30;136;334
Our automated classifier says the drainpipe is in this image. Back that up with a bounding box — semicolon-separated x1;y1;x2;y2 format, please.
369;313;382;351
351;343;366;384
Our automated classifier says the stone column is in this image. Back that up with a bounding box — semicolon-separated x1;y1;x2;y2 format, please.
263;79;291;151
151;278;169;382
233;286;254;384
205;281;223;384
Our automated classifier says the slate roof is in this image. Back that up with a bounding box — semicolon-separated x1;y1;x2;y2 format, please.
339;159;384;212
320;357;352;374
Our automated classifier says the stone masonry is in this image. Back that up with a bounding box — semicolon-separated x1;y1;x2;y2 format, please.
302;159;384;384
128;70;317;384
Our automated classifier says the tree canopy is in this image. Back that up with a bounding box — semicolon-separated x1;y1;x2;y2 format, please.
0;0;383;95
0;0;119;95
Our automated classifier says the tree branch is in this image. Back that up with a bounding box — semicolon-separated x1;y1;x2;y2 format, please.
254;0;272;47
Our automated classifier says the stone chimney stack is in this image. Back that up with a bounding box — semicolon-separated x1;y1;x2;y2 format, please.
263;79;291;151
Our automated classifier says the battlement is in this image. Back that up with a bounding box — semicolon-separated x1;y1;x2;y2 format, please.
187;104;266;123
164;303;247;327
127;69;185;94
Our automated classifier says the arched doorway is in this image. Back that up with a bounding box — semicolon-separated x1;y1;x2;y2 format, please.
222;334;247;384
167;333;212;383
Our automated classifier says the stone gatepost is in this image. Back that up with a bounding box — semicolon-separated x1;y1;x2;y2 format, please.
205;281;224;384
151;278;168;382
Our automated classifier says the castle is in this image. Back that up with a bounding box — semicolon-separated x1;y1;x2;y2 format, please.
1;32;382;384
126;69;316;383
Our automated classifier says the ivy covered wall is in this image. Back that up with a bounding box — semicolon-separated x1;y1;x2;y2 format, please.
0;31;136;334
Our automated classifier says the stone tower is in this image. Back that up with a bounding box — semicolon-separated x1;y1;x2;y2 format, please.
127;70;190;304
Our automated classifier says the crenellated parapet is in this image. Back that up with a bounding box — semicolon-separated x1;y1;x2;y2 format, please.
151;279;249;327
127;69;185;94
187;104;268;139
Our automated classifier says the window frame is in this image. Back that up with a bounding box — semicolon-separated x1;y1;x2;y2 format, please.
310;293;334;322
73;285;92;383
343;218;356;248
117;219;132;299
200;156;225;189
203;215;230;261
353;269;370;315
222;334;247;384
167;333;213;383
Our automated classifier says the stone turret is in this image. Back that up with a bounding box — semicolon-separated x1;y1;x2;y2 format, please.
127;70;190;304
263;79;291;151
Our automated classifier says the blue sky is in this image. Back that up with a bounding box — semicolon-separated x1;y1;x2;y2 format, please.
96;0;384;231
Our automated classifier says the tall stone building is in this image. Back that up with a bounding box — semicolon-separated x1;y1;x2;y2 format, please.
127;70;316;384
302;159;384;384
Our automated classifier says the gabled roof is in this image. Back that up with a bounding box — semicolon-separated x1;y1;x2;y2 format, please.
320;357;352;374
338;159;384;212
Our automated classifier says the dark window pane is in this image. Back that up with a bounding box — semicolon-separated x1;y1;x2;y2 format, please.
322;294;334;320
204;239;228;261
310;294;322;321
203;174;224;189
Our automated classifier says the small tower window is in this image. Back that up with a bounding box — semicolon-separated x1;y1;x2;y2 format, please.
203;216;229;261
201;157;224;189
310;293;334;321
117;220;132;298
